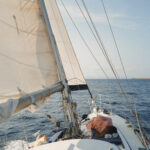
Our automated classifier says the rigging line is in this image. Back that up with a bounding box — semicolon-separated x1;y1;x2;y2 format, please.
60;0;133;107
82;1;148;146
100;0;147;132
74;0;118;89
80;0;125;93
100;1;148;145
100;0;139;115
61;0;132;118
81;0;133;109
81;0;135;113
60;4;117;102
61;0;147;145
73;1;133;105
133;102;149;149
59;1;107;99
81;0;119;81
55;1;94;94
74;0;103;51
60;0;110;81
100;0;128;80
99;0;135;103
75;0;115;75
56;0;87;92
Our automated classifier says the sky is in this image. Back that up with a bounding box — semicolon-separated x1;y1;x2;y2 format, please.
57;0;150;79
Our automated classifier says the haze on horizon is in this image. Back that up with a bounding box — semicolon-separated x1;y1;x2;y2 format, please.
57;0;150;79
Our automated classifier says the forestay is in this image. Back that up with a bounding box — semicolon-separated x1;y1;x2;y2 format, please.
44;0;87;90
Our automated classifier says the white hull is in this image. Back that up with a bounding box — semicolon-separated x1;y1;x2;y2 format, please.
31;139;119;150
30;108;145;150
81;109;145;150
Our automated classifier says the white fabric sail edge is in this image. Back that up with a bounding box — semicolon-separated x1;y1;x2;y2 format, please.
0;82;63;125
44;0;87;86
0;0;60;103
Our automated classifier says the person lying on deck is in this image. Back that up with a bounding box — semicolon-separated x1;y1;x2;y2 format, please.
86;115;117;138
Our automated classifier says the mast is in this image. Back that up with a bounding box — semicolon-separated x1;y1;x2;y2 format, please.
40;0;79;136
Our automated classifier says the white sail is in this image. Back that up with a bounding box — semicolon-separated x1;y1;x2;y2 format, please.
0;0;88;122
0;0;61;121
44;0;87;90
0;0;60;102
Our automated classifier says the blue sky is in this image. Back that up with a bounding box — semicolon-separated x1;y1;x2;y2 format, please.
57;0;150;78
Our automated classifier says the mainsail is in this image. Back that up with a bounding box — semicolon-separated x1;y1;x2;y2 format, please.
0;0;87;122
0;0;61;122
0;0;60;101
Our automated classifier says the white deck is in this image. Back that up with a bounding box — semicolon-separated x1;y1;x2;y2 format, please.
31;109;146;150
87;110;145;150
31;139;119;150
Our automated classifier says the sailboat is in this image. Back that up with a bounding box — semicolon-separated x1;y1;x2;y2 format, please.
0;0;149;149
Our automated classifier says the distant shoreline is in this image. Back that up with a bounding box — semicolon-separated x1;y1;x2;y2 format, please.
86;78;150;80
135;78;150;79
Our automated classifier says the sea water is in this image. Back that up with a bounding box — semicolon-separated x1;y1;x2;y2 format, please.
0;79;150;150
